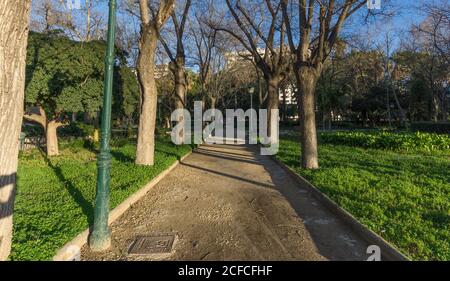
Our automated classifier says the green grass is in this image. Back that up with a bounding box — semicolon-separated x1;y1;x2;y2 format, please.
277;134;450;261
11;136;192;261
319;130;450;153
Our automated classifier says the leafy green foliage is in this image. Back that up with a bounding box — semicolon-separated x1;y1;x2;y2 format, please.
277;133;450;260
11;137;192;261
313;48;449;127
113;66;140;123
26;32;105;119
408;78;432;121
57;122;96;138
25;32;139;124
319;131;450;153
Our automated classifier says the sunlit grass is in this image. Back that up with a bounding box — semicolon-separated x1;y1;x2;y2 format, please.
277;133;450;261
11;136;192;261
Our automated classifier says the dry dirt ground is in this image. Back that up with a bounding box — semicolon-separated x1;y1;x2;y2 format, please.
81;144;372;261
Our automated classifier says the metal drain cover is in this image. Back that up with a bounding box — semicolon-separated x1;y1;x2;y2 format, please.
128;235;175;255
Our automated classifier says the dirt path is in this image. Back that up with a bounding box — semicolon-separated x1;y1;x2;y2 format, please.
81;144;372;261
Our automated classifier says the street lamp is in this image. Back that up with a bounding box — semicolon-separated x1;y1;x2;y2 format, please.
89;0;117;252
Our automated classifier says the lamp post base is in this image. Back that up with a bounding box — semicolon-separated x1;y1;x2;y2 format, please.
88;230;111;252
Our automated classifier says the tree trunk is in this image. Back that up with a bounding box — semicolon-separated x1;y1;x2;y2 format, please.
136;27;158;166
201;95;206;129
24;108;64;157
171;60;187;144
92;112;100;143
441;92;448;122
390;84;406;126
282;87;287;122
386;87;392;128
164;117;171;129
266;78;279;143
46;120;60;156
322;111;326;130
431;93;439;122
0;0;31;261
210;96;217;110
83;112;89;124
328;111;332;130
258;77;267;108
296;67;319;170
127;117;133;138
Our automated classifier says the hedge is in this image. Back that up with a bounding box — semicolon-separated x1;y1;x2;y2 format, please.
411;122;450;134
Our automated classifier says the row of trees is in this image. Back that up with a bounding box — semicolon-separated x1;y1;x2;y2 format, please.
1;0;448;260
0;0;382;260
315;47;449;128
20;1;450;158
137;0;376;169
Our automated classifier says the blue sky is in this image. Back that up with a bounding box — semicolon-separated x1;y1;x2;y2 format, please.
360;0;428;52
63;1;430;27
35;0;445;55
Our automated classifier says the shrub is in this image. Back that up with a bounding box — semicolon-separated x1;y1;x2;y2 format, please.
411;122;450;134
21;123;44;137
75;122;96;137
319;131;450;153
280;120;300;128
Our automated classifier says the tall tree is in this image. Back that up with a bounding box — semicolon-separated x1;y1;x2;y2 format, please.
113;66;140;129
282;0;367;169
24;32;107;156
190;11;217;113
0;0;32;261
159;0;191;144
135;0;175;166
30;0;105;41
210;0;291;142
408;5;450;121
415;2;450;64
398;16;449;123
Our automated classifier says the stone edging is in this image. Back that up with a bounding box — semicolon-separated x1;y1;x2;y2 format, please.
271;156;410;261
53;150;193;261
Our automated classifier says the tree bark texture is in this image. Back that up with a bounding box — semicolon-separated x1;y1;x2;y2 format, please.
0;0;31;261
170;60;187;144
136;27;158;166
296;67;319;170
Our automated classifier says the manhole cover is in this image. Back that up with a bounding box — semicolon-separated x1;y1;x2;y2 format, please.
128;235;175;255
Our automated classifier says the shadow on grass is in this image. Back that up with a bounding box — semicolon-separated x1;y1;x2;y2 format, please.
110;150;134;163
155;147;182;161
38;148;94;225
423;211;450;228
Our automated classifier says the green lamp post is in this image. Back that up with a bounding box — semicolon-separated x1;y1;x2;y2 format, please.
89;0;117;252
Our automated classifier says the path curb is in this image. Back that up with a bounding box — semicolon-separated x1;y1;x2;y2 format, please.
271;156;410;261
53;150;193;261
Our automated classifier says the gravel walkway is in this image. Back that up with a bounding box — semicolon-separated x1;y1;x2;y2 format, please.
81;144;371;261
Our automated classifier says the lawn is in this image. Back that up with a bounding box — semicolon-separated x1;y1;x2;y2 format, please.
277;132;450;261
11;136;192;261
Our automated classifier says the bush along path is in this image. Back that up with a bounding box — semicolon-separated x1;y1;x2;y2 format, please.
319;131;450;153
11;136;192;261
